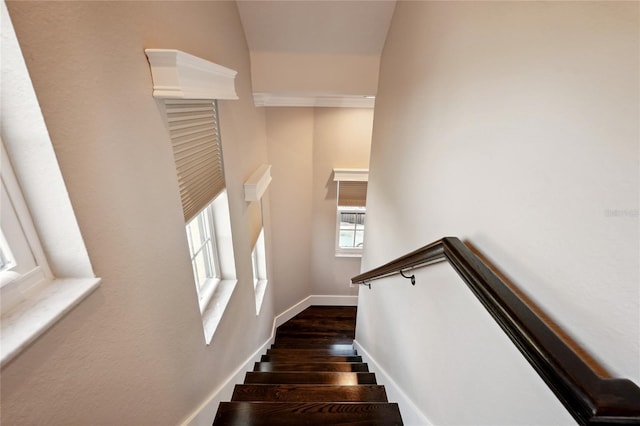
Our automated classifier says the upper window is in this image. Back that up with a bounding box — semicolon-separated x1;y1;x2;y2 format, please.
164;99;237;343
337;207;366;251
333;169;368;257
186;200;220;311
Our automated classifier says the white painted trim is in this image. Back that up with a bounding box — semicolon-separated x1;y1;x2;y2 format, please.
244;165;272;202
145;49;238;100
253;92;375;108
182;331;274;426
181;294;358;425
333;168;369;182
353;339;433;426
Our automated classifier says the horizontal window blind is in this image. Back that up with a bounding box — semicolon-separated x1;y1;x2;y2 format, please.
337;181;367;207
165;100;225;222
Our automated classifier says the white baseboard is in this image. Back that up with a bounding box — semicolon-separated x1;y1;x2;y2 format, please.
182;294;358;425
353;339;432;426
182;335;273;426
275;294;358;328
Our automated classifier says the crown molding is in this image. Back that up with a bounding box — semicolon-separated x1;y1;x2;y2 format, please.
253;92;375;108
145;49;238;100
333;168;369;182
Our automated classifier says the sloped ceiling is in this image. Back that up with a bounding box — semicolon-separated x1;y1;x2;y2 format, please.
236;0;396;106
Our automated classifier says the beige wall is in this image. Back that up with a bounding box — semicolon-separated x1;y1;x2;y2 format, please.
2;2;275;424
357;1;639;424
311;108;373;294
265;107;315;313
266;107;373;303
250;52;380;96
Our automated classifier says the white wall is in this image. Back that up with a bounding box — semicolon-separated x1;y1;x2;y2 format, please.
1;2;276;424
357;2;639;424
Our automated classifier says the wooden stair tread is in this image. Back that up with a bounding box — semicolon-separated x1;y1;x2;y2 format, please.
261;354;363;363
231;384;388;402
213;402;403;426
245;371;377;385
254;362;369;372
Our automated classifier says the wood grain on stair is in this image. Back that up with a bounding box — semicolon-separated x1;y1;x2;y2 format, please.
244;371;377;385
214;402;403;426
212;306;403;425
232;384;388;402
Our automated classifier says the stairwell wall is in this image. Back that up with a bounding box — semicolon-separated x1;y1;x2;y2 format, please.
357;2;639;425
265;107;373;310
2;2;275;425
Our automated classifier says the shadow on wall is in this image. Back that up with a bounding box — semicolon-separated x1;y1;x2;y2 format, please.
323;173;338;201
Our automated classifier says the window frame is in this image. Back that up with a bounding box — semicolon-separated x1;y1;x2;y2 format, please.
335;206;366;257
186;200;223;313
0;139;100;366
250;228;268;315
333;168;369;258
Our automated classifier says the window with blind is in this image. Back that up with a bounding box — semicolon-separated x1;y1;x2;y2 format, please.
333;169;368;257
165;99;226;222
165;99;237;344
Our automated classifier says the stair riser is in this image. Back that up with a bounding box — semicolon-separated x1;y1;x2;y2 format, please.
254;362;369;372
244;372;377;385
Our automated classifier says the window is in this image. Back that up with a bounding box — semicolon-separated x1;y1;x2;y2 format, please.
338;207;366;250
0;138;48;292
0;137;100;365
244;165;271;315
251;228;267;315
165;99;237;343
186;201;220;312
333;169;368;257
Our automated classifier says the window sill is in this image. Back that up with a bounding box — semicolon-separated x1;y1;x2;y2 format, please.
201;279;237;345
335;252;363;258
1;277;101;367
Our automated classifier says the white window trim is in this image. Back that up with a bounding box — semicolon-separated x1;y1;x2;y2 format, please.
251;228;268;315
0;139;100;367
190;191;237;345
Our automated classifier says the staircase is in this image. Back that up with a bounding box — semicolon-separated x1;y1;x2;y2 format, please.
213;306;403;425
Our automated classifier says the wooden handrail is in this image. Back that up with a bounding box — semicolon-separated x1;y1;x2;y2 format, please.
352;237;640;425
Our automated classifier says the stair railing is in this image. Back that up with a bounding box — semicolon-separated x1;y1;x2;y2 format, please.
352;237;640;426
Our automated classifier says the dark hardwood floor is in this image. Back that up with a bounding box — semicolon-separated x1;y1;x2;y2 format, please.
213;306;403;425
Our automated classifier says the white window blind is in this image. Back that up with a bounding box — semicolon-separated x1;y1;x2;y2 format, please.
337;181;368;207
165;100;225;222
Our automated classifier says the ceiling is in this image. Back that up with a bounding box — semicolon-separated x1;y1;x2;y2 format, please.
236;1;396;106
236;0;396;56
